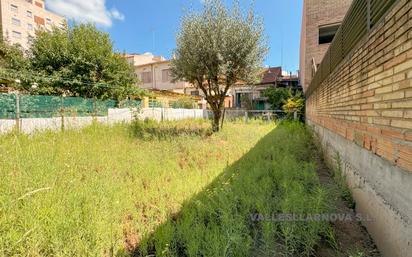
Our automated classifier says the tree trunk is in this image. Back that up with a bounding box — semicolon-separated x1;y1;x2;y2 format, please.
212;109;222;132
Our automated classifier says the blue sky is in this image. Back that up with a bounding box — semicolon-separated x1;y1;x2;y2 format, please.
46;0;303;73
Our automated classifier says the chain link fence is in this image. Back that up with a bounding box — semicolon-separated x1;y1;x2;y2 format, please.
0;93;141;119
221;109;302;122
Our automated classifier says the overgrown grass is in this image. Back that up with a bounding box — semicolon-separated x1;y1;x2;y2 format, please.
0;120;332;256
332;153;355;209
130;119;212;139
137;121;332;257
0;120;274;256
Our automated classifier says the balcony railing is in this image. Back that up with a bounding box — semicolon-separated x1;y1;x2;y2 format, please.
306;0;398;96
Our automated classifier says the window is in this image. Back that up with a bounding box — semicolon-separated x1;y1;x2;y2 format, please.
27;10;32;17
28;35;34;44
46;18;52;25
191;90;200;96
12;18;21;26
318;23;341;44
10;4;18;12
26;0;33;3
12;31;22;39
27;23;33;30
34;15;45;26
162;69;171;82
141;72;152;83
35;1;43;8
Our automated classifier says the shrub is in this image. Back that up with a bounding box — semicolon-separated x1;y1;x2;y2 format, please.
130;119;212;139
170;97;196;109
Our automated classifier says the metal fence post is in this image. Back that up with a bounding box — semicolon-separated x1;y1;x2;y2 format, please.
294;111;298;120
60;95;65;131
15;91;20;132
93;97;97;119
244;111;248;123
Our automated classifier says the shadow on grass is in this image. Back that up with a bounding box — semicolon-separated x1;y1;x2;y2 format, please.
124;122;333;257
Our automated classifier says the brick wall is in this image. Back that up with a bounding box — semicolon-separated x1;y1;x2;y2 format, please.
306;0;412;173
299;0;352;91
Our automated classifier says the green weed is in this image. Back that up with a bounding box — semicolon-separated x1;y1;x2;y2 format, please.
332;153;355;209
0;121;273;256
137;122;332;257
0;121;332;256
130;119;212;139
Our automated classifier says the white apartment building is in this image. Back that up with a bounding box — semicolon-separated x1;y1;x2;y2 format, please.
0;0;65;50
124;52;166;66
126;53;195;94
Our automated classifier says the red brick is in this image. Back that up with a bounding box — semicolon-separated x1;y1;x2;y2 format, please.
405;132;412;142
364;134;372;150
397;145;412;171
397;158;412;172
381;128;405;140
367;127;381;135
346;129;354;141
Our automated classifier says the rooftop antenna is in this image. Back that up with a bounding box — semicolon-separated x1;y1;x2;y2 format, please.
281;29;284;69
151;27;156;53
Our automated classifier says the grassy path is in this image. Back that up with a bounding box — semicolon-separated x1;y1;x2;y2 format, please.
137;122;332;257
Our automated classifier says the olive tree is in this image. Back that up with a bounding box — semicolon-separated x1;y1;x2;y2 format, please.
171;0;267;131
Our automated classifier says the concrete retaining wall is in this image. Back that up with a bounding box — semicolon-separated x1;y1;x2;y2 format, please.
309;120;412;257
0;119;16;134
0;108;206;134
305;0;412;256
137;108;206;121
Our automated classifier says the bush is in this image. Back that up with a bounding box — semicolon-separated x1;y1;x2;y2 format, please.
282;92;305;119
170;97;196;109
263;87;290;110
130;119;212;139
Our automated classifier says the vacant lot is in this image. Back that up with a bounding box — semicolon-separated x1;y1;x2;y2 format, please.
0;120;335;256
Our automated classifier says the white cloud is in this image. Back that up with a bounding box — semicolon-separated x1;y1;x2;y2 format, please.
46;0;125;27
108;8;125;21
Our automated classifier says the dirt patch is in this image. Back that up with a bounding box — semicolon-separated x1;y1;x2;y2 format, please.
315;156;381;257
122;214;140;253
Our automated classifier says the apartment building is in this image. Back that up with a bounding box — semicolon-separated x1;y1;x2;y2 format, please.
299;0;352;91
127;53;194;94
0;0;66;50
124;52;166;66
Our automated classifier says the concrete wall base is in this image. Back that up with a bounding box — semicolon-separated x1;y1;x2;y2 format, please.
308;120;412;257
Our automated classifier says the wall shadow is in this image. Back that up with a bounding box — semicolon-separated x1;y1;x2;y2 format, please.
124;122;330;257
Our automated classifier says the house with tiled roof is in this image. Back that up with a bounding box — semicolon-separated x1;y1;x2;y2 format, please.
228;67;301;110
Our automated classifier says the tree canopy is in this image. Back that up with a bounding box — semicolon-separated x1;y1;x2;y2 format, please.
263;87;290;110
171;0;268;131
0;24;141;100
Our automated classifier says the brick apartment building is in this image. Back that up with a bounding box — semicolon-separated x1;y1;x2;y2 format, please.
299;0;352;91
0;0;65;50
302;0;412;256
